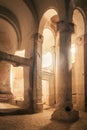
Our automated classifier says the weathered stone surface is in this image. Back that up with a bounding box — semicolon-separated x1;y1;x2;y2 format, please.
0;94;13;102
33;103;43;113
0;51;33;67
55;21;73;109
51;108;79;122
52;21;79;122
33;33;43;112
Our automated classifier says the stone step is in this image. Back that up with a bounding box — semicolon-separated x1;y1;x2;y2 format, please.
0;103;22;114
0;94;12;102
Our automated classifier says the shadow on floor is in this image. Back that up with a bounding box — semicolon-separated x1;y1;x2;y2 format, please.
39;118;87;130
39;120;72;130
70;118;87;130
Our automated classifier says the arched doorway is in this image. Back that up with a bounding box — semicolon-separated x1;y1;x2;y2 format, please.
39;9;59;109
42;28;55;109
72;8;85;111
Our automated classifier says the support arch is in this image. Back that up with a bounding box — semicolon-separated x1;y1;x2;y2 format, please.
38;9;59;109
72;8;86;111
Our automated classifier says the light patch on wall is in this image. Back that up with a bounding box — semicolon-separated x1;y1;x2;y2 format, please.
43;28;55;52
71;44;76;63
39;9;58;33
42;52;52;68
44;9;57;21
42;79;49;106
15;50;25;57
10;50;25;101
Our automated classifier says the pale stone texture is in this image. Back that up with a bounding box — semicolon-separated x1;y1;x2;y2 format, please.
51;108;79;122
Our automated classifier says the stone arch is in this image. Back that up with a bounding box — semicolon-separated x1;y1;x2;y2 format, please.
39;9;58;34
0;5;21;48
72;8;86;111
38;9;59;109
0;1;36;112
0;8;20;104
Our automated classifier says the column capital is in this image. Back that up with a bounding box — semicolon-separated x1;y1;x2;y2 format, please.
57;21;74;33
34;33;43;44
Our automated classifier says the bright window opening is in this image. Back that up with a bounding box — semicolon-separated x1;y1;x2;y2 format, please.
42;52;52;68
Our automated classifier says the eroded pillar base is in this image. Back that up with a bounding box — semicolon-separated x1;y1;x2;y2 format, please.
34;102;43;113
51;108;79;122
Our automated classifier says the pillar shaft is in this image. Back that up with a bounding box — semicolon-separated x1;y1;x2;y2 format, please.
33;33;43;112
52;21;79;122
57;21;74;109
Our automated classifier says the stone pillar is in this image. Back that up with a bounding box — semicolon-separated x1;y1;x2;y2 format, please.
33;33;43;113
51;21;79;122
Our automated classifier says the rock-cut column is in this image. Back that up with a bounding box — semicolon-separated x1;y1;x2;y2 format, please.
51;21;79;122
33;33;43;113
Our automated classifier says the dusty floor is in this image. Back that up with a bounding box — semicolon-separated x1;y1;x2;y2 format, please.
0;104;87;130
